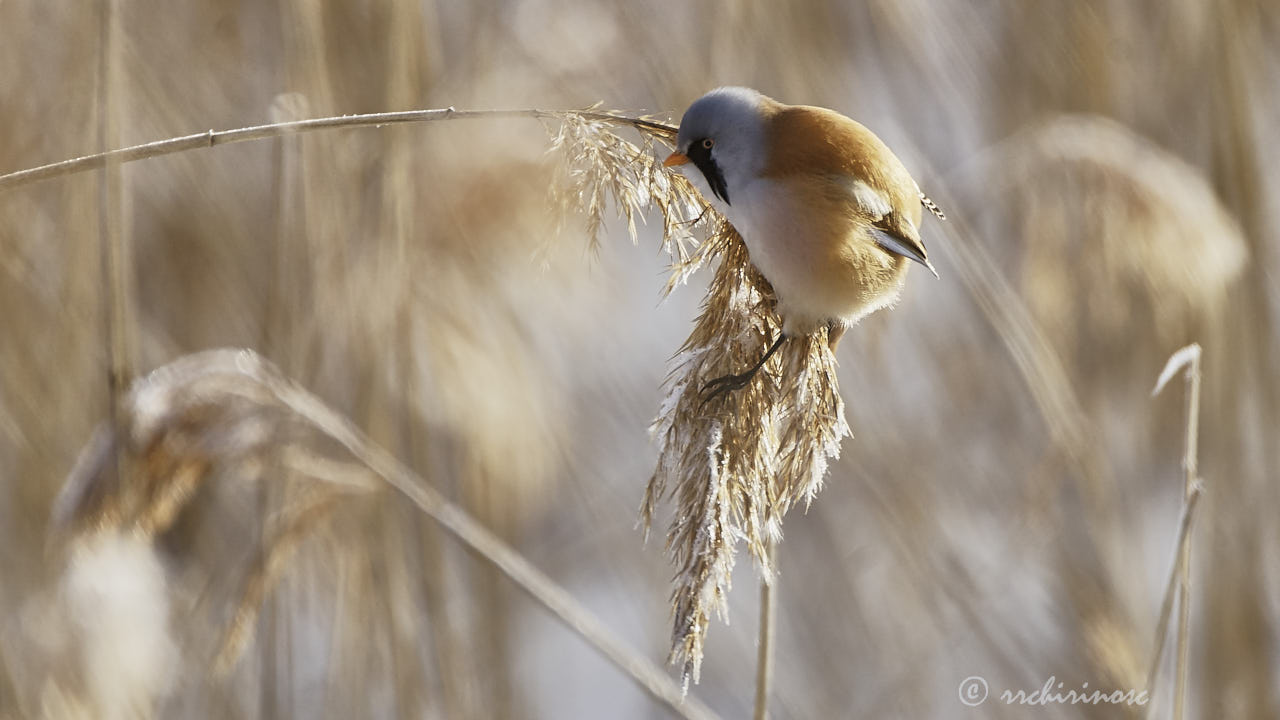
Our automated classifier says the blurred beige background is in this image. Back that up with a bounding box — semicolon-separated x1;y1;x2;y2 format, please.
0;1;1276;718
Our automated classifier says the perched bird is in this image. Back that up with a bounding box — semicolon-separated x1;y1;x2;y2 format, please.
663;86;943;399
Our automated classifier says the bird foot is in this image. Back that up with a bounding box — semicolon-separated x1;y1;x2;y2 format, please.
699;368;760;407
698;334;788;408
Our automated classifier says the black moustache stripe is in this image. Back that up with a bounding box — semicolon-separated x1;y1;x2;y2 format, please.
687;141;730;205
703;162;730;205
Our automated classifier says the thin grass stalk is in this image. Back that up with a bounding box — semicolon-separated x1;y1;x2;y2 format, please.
753;542;776;720
96;0;134;486
399;320;471;719
264;93;309;367
257;500;284;720
1143;483;1202;707
0;109;675;192
254;401;285;718
1146;343;1204;719
259;88;310;720
1174;537;1191;720
1174;344;1201;720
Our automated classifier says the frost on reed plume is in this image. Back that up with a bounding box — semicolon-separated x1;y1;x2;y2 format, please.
548;112;850;688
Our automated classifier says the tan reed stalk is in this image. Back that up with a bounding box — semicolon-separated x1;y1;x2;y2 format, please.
753;542;776;720
1146;343;1204;720
0;108;674;192
95;0;135;493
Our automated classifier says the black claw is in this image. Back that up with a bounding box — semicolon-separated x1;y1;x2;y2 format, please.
697;334;789;408
700;369;759;407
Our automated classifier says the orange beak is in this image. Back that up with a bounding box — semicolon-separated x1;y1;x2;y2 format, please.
663;151;689;167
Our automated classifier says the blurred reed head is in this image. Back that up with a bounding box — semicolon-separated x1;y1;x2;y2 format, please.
12;350;379;717
966;115;1247;383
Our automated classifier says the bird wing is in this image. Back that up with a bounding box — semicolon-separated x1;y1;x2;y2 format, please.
763;105;937;275
856;180;937;277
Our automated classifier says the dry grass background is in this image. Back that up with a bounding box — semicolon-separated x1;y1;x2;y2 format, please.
0;1;1277;718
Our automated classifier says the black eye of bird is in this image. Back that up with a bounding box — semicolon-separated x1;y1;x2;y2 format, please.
701;138;714;150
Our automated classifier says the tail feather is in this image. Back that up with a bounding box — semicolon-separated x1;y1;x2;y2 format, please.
920;192;946;221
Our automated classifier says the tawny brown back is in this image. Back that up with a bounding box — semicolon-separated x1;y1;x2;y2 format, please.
760;102;924;234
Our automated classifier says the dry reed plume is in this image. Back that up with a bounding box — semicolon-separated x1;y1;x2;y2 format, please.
641;236;849;688
547;110;852;687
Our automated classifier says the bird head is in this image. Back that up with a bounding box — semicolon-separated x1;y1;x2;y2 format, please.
663;87;769;208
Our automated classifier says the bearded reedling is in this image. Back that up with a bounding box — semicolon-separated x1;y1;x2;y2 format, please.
664;86;944;400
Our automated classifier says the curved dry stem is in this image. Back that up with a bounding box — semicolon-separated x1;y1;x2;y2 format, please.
1146;344;1204;720
0;108;675;192
248;351;716;718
